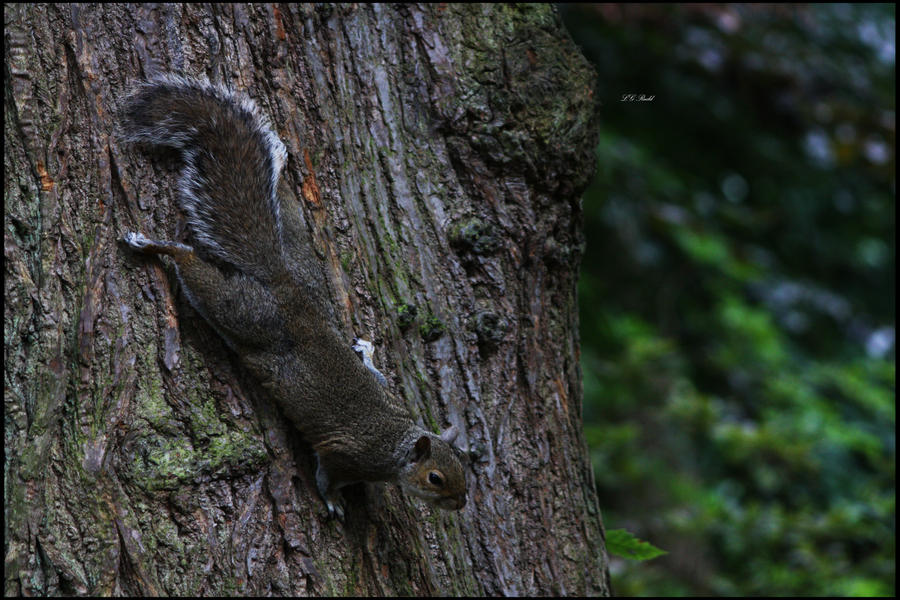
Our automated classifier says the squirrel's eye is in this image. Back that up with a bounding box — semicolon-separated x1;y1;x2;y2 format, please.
428;472;444;487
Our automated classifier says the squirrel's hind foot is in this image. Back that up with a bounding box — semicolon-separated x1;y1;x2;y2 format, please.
123;232;194;259
122;231;153;249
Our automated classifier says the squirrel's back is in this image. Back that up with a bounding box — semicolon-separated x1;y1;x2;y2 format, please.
121;74;287;280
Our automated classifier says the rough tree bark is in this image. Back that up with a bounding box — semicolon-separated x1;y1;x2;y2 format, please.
4;3;608;596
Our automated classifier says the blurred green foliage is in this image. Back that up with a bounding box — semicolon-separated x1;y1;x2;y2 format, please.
561;4;895;596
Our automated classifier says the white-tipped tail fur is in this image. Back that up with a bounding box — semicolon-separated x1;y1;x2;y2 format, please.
121;74;288;280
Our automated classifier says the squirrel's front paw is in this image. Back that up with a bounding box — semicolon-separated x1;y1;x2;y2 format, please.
352;338;388;387
351;338;374;360
316;457;347;522
324;497;346;522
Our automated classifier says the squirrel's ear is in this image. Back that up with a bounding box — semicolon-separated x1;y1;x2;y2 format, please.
439;425;459;444
412;436;431;462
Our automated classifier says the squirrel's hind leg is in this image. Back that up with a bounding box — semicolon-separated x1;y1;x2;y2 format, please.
123;232;193;258
123;232;283;349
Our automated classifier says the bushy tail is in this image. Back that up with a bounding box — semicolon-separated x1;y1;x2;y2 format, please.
121;74;288;280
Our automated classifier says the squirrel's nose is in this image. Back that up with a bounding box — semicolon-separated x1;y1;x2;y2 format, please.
438;494;466;510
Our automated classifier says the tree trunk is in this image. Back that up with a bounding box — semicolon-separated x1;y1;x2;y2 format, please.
4;3;608;596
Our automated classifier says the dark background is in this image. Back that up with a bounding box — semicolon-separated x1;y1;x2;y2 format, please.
561;4;895;596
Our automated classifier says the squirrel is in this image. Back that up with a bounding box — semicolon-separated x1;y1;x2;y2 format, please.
120;74;467;520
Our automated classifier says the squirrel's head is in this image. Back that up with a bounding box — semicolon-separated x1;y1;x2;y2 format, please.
399;426;468;511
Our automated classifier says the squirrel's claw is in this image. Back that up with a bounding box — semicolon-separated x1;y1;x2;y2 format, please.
351;338;373;359
123;231;151;249
325;498;346;522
